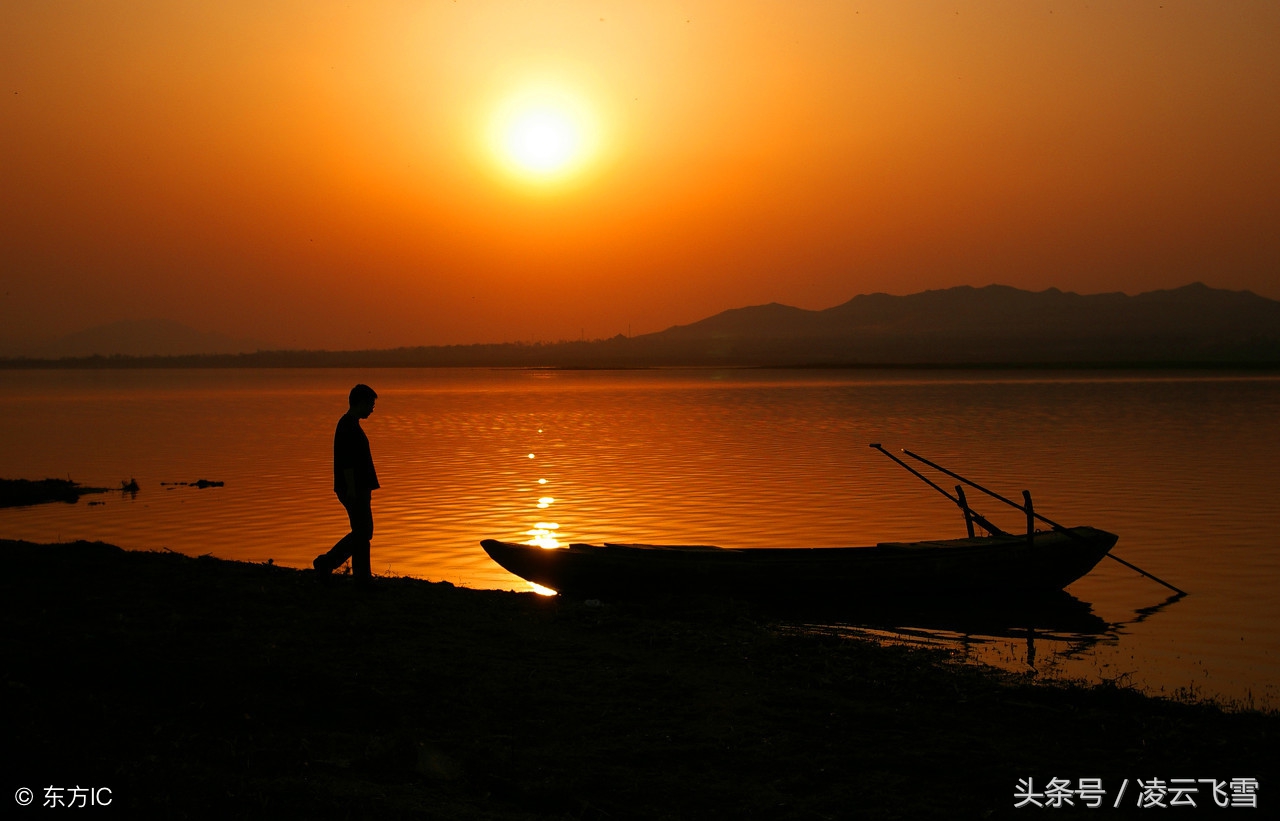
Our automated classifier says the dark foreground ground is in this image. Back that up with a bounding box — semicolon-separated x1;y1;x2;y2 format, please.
4;540;1274;819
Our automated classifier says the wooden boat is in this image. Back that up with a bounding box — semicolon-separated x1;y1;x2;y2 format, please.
481;447;1186;602
480;526;1119;600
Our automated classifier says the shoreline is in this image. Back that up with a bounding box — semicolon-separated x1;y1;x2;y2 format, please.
4;356;1280;372
0;478;112;508
5;538;1275;818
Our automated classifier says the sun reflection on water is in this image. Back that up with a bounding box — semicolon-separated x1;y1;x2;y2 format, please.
526;521;561;548
522;430;562;594
520;428;564;550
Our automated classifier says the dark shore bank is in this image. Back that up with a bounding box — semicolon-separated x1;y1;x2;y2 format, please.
4;540;1273;819
0;478;110;508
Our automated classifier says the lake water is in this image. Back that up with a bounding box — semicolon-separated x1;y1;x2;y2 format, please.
2;367;1277;711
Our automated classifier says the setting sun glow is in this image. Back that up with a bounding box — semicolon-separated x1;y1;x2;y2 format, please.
3;2;1277;351
490;87;597;183
506;109;576;172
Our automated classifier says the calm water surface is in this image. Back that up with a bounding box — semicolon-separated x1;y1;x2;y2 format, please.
2;368;1277;710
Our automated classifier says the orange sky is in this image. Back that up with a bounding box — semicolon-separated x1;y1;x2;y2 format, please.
3;1;1278;350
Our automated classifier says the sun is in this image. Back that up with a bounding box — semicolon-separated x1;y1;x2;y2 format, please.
505;108;578;174
489;86;598;183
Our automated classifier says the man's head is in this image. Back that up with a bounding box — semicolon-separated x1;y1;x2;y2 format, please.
348;384;378;418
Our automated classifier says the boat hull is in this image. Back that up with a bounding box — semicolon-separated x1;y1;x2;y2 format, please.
480;527;1118;600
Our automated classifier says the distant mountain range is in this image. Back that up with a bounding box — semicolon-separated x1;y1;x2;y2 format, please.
4;284;1279;367
631;282;1280;366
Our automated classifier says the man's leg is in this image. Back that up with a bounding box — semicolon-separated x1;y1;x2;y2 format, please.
316;532;357;572
347;494;374;581
315;492;369;573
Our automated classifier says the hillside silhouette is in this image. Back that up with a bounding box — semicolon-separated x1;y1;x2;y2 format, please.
644;283;1280;365
4;284;1278;368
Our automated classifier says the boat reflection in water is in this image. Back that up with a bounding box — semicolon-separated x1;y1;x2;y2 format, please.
783;590;1186;683
780;589;1114;672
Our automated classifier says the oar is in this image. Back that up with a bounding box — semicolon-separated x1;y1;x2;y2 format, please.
900;448;1187;597
903;449;1054;523
869;444;1009;537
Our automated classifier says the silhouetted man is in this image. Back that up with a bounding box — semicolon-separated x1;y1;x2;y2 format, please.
314;384;379;582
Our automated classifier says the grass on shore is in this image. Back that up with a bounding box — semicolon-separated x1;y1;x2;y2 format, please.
4;539;1275;819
